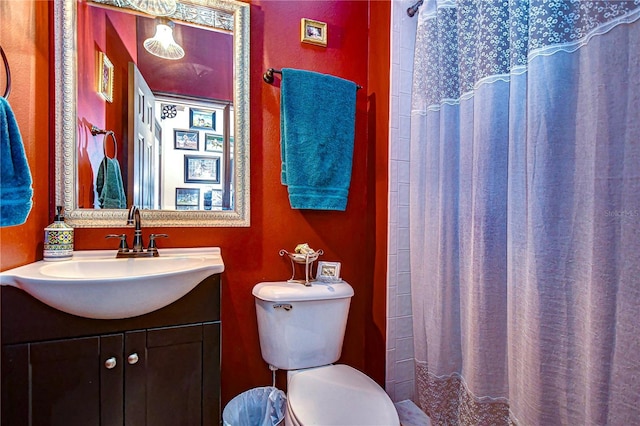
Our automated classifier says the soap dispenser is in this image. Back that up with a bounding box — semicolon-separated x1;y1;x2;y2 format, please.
43;206;74;261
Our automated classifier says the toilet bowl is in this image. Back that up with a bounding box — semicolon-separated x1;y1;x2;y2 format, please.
253;281;399;426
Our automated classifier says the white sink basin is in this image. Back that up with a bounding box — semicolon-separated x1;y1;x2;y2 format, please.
0;247;224;319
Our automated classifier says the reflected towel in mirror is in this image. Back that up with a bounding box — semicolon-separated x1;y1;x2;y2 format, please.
96;156;126;209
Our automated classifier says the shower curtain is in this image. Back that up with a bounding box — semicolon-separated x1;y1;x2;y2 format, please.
409;1;640;424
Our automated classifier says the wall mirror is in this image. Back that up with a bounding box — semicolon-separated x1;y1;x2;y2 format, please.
54;0;250;227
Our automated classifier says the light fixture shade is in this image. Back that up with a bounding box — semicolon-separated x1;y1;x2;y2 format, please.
143;20;185;60
127;0;177;17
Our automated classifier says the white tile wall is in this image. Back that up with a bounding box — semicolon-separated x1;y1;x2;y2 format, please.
386;0;418;404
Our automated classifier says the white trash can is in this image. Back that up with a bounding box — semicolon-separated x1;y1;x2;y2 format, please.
222;386;286;426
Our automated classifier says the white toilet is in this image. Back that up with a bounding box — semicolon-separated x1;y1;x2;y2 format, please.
252;281;400;426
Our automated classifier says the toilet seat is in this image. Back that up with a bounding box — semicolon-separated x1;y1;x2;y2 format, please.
286;364;399;426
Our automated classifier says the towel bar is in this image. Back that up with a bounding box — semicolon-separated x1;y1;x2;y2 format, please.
263;68;362;90
262;68;282;84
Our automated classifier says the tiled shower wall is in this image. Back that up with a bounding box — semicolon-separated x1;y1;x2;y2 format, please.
386;0;418;402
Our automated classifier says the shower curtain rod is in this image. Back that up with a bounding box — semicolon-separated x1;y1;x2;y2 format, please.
407;0;423;17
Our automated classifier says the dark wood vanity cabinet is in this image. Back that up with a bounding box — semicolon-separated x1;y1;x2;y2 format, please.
1;275;221;426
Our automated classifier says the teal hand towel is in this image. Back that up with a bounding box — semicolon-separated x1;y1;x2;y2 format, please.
96;156;127;209
0;96;33;227
280;68;357;211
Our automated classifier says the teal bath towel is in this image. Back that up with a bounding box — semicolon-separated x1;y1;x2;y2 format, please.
280;68;357;211
0;96;33;227
96;156;127;209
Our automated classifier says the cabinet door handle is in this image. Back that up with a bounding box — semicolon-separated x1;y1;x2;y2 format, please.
127;353;139;365
105;357;117;369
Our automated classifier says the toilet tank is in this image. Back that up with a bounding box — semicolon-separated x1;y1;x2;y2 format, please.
252;281;354;370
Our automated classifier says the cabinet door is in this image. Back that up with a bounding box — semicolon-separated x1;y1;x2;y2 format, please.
2;335;124;426
31;338;104;426
202;322;221;425
124;322;220;426
101;334;125;426
2;343;30;425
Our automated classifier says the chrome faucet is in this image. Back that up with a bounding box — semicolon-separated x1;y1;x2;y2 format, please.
105;205;168;258
127;205;144;252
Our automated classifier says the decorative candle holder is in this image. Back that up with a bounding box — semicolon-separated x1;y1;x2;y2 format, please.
279;248;324;286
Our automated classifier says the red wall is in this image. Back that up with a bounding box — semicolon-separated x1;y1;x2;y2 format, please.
0;0;390;406
0;1;51;269
0;4;51;409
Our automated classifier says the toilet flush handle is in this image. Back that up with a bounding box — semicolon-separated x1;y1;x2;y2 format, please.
273;303;292;311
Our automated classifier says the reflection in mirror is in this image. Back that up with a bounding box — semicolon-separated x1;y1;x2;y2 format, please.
54;0;249;227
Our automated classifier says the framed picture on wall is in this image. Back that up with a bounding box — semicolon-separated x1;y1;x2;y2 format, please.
190;108;216;130
184;155;220;184
174;129;199;151
203;189;223;210
175;187;200;210
97;51;114;102
204;134;224;152
301;18;327;47
211;189;223;207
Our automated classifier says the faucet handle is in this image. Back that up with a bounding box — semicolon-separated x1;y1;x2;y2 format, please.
147;233;169;256
106;234;129;252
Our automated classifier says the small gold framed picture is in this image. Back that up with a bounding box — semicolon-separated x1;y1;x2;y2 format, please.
301;18;327;47
97;51;114;103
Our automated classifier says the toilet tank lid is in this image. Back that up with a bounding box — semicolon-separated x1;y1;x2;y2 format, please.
252;281;354;302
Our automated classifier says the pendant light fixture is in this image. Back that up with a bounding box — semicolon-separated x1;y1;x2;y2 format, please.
143;18;185;60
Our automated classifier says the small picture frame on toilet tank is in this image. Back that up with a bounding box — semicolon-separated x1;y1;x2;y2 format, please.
316;261;341;282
